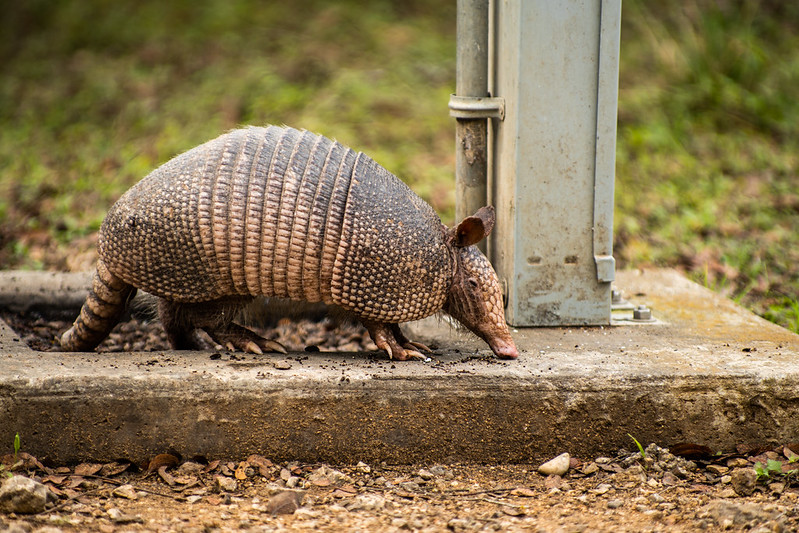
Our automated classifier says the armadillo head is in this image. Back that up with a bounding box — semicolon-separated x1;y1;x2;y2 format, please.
443;207;519;359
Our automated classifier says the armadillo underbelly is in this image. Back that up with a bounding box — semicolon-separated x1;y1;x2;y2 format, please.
99;126;451;323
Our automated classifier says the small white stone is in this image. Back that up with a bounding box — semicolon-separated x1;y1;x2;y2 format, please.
538;453;571;476
417;469;434;480
215;475;237;492
592;483;613;495
111;484;138;500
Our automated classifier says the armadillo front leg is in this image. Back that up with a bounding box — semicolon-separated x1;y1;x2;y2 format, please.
362;320;427;361
390;324;433;354
159;298;286;354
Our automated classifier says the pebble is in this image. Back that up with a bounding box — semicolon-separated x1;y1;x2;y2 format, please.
607;499;624;509
448;517;476;532
345;493;389;512
591;483;612;495
309;466;352;485
661;472;679;486
106;508;142;524
581;462;599;475
391;518;408;528
177;461;205;475
726;458;751;468
266;491;304;516
111;484;138;500
399;481;422;492
429;465;454;480
706;464;729;476
538;453;570;476
417;469;434;480
703;500;787;531
215;475;238;493
0;475;52;514
730;468;757;496
768;482;785;494
671;466;691;479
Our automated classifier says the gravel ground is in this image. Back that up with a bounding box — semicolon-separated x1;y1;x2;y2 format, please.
1;311;377;354
2;313;798;531
1;444;798;532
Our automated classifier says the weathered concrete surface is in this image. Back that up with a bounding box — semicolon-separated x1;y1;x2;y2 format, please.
1;268;798;465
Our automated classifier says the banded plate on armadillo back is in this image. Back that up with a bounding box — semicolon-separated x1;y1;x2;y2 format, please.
61;125;519;361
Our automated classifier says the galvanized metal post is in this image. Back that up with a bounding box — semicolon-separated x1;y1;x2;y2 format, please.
450;0;503;245
491;0;621;326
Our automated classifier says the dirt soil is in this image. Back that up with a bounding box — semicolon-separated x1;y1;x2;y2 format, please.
1;446;798;533
2;314;798;532
1;311;378;354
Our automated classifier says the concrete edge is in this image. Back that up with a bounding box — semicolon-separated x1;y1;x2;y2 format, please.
2;268;799;465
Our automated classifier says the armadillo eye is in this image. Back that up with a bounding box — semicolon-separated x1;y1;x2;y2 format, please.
467;278;479;289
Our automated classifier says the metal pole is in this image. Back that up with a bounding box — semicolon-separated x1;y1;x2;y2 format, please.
454;0;489;235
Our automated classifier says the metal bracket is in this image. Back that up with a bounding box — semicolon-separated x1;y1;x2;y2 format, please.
448;94;505;120
594;254;616;283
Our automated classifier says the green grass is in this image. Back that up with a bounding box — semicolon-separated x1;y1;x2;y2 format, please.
615;0;799;331
0;0;797;332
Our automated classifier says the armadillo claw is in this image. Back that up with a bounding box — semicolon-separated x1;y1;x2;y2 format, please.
389;323;433;354
379;341;394;360
403;340;432;354
263;339;288;354
400;348;427;361
371;331;397;360
364;320;415;361
244;341;264;355
368;332;429;361
206;323;286;354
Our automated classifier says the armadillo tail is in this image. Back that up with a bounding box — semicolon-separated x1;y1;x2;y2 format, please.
60;259;136;352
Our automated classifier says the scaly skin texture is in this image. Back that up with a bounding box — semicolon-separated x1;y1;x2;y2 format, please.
60;126;519;360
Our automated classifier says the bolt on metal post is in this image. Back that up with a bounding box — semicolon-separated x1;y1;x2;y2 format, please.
633;305;652;321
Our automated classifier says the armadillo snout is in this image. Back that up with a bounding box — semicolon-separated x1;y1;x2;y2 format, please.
486;335;519;360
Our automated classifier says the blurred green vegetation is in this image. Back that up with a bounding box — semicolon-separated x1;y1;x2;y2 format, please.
0;0;797;332
616;1;799;331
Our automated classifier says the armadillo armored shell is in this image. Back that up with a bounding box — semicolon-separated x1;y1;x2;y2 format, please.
99;126;452;324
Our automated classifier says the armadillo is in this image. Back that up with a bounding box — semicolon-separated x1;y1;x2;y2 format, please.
60;125;519;360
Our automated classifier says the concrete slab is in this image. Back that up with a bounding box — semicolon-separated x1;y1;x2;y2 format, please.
1;269;798;465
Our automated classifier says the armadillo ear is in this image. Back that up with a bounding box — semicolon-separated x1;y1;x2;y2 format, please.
454;206;496;247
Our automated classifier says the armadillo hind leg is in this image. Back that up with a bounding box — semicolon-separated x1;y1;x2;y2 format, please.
158;298;287;354
60;259;136;352
362;320;428;361
157;299;209;350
